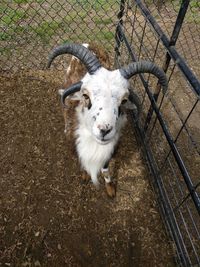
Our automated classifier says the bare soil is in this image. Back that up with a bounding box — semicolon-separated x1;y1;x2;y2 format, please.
0;70;175;267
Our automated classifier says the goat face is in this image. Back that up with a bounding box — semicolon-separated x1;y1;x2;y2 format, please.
79;68;130;144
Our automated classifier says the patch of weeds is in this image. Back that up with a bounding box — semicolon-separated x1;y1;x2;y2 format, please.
94;17;113;26
74;0;90;10
36;0;45;3
187;15;200;23
63;10;87;24
74;32;90;42
61;28;114;45
0;46;12;56
0;31;11;41
68;0;118;12
1;8;27;26
96;30;114;41
92;0;119;12
62;39;70;44
78;10;88;19
172;0;200;22
0;24;28;42
61;31;90;43
33;21;61;42
188;0;200;23
188;0;199;8
0;4;6;13
13;0;30;4
63;12;78;23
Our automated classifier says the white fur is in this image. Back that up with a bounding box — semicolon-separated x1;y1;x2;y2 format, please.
75;110;126;186
65;44;89;82
58;89;65;95
104;176;111;183
65;54;133;186
101;168;111;183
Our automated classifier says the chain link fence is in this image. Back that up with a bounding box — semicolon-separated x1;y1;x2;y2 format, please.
1;0;200;266
1;0;120;72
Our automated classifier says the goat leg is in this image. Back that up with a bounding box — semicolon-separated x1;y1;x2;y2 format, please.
81;171;91;183
101;163;116;198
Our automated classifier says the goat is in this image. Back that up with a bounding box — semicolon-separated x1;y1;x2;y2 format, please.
48;43;167;197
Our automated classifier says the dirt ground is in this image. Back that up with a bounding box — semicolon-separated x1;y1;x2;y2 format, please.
0;70;175;267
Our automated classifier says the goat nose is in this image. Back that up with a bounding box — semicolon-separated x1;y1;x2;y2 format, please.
100;127;112;137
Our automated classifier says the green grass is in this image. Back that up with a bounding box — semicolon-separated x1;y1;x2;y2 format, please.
92;0;119;12
62;27;115;44
0;46;12;56
63;10;87;23
0;0;117;45
0;6;28;42
32;21;61;42
13;0;30;4
68;0;119;12
1;9;27;26
185;0;199;8
172;0;200;23
96;30;114;41
94;17;113;26
0;32;11;41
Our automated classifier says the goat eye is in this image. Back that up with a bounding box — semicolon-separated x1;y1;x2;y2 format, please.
83;94;89;100
121;99;128;105
83;94;92;109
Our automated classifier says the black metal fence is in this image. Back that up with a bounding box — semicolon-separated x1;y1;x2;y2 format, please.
1;0;200;266
114;0;200;266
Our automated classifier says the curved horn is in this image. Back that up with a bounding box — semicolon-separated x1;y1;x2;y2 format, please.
48;43;101;75
61;81;82;106
120;61;168;93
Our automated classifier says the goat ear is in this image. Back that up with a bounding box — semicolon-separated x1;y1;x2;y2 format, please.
67;92;81;101
123;99;137;110
58;89;81;101
123;90;142;122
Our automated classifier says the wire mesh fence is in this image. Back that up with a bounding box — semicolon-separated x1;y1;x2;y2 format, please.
1;0;200;266
1;0;120;72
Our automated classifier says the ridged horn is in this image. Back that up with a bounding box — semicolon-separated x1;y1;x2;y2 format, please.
120;61;168;93
47;43;102;75
61;81;82;106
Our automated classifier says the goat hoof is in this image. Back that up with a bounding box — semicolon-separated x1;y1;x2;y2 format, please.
105;182;116;198
82;172;91;183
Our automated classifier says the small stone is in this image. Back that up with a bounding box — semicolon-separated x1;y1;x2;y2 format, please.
35;231;40;237
34;260;41;267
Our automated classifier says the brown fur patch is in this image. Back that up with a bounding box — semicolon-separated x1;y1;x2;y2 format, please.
63;42;111;88
82;171;91;183
105;182;116;198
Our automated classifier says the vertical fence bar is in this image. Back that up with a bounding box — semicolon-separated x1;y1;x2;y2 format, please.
115;0;126;59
